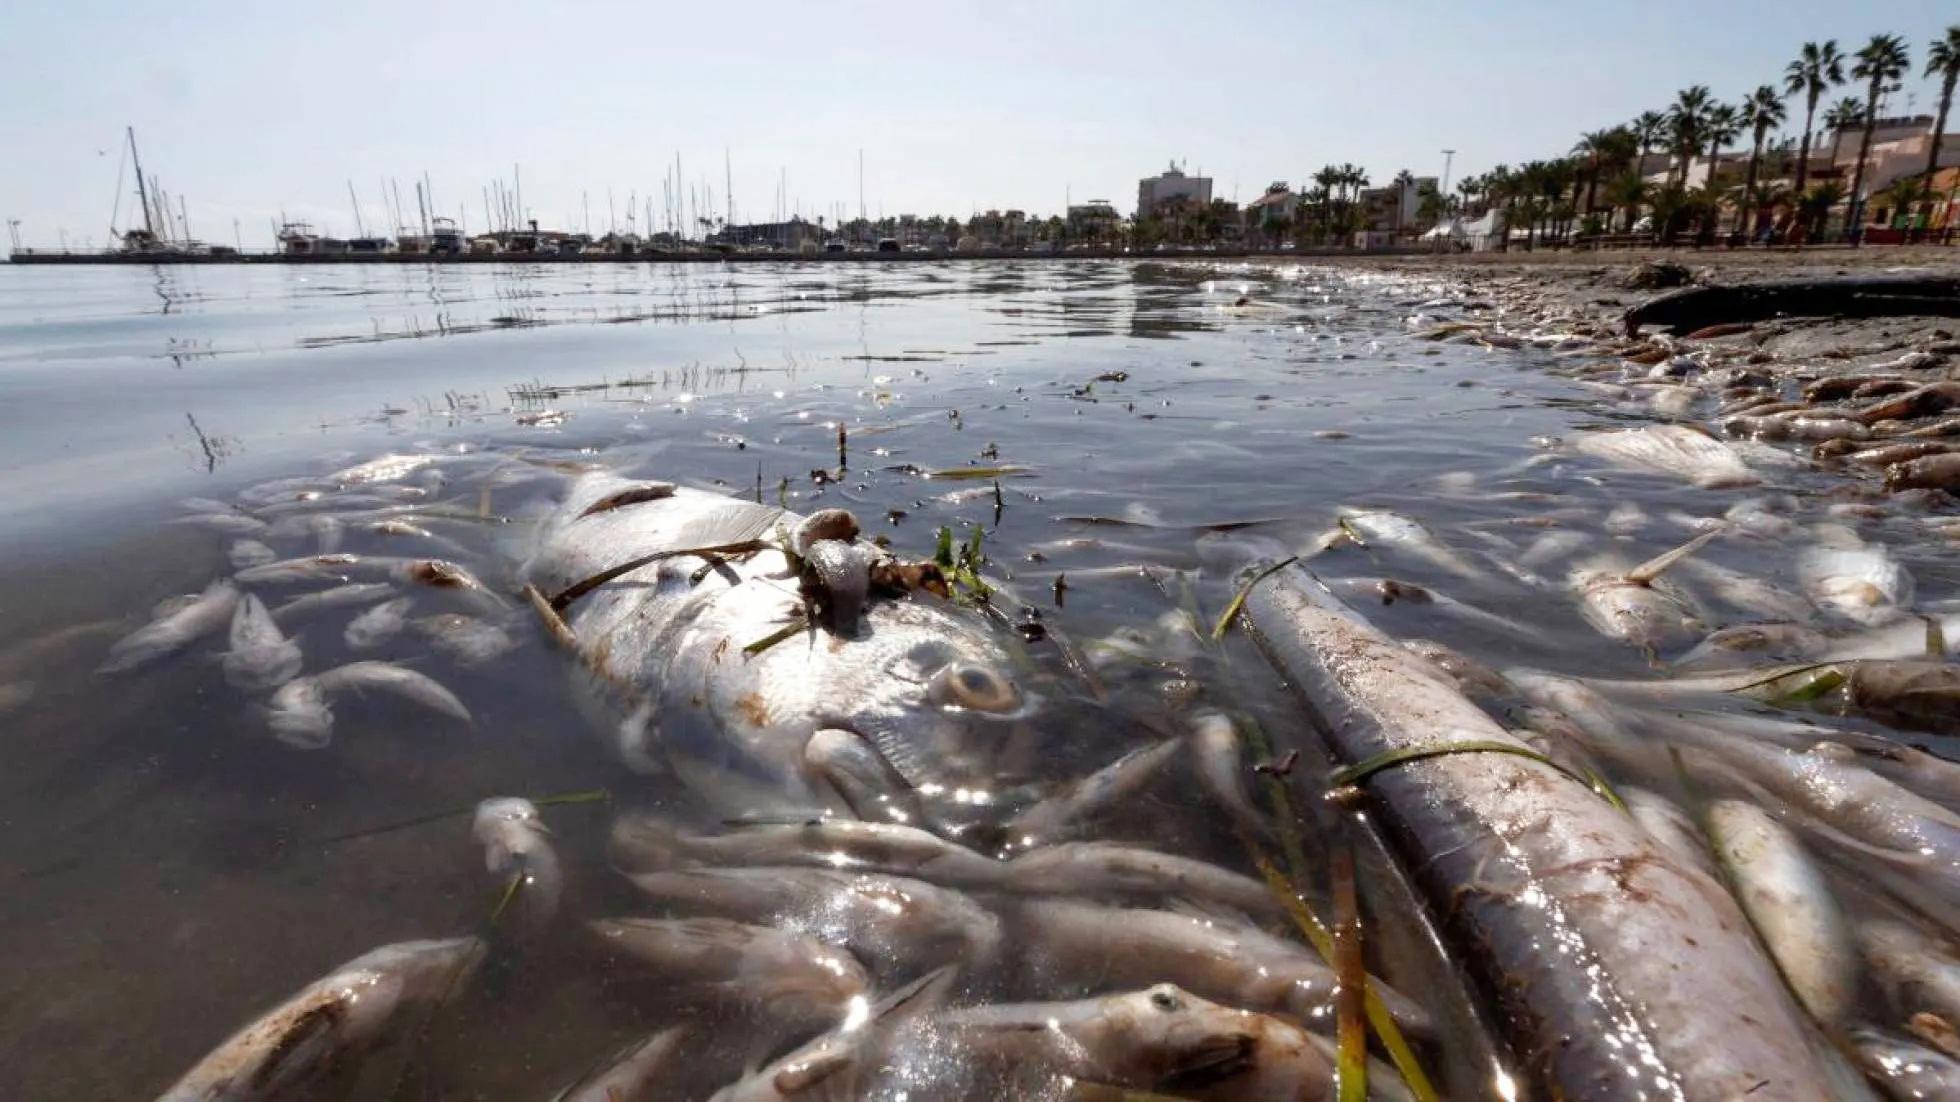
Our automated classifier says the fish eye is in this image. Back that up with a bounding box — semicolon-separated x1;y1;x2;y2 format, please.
1148;986;1181;1012
928;663;1021;713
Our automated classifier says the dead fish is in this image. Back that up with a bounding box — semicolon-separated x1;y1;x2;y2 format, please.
551;1026;691;1102
1851;1028;1960;1101
1012;897;1431;1040
343;598;413;649
1604;501;1650;536
1322;576;1540;638
411;613;516;666
1887;453;1960;493
1850;441;1960;468
172;512;269;536
1722;497;1799;540
1623;788;1722;882
267;661;471;748
1706;800;1856;1026
938;985;1335;1102
1569;531;1717;653
610;815;1005;887
227;539;278;570
590;917;867;1020
235;553;367;586
1857;920;1960;1035
473;797;561;936
99;580;239;674
270;583;396;623
156;937;483;1102
222;594;303;692
576;481;677;518
329;453;443;485
706;966;954;1102
1572;425;1758;489
1002;739;1181;846
1677;559;1812;621
1518;529;1591;569
1673;622;1832;670
1335;507;1482;580
626;865;1001;976
999;841;1281;920
362;519;471;558
1798;545;1915;625
1845;660;1960;735
1186;710;1265;840
1858;381;1960;424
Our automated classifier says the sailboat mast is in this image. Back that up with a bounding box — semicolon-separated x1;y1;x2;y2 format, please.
348;180;366;238
128;127;155;236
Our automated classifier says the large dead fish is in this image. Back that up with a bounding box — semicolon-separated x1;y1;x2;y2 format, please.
156;936;483;1102
1239;561;1837;1099
1572;425;1759;489
522;474;1034;828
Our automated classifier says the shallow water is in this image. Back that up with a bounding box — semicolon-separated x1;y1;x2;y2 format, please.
1;259;1954;1099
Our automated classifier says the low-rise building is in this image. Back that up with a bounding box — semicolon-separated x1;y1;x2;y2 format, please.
1066;201;1122;241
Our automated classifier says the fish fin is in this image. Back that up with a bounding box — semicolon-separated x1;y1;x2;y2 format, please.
1625;527;1723;585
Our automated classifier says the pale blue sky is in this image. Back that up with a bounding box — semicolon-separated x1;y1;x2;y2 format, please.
3;0;1955;248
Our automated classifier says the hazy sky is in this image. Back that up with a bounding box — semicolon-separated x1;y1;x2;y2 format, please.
3;0;1956;248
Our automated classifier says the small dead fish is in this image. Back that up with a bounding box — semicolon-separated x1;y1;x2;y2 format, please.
610;815;1005;885
1623;788;1721;882
1851;1028;1960;1100
1000;841;1281;920
329;453;442;485
100;580;240;674
1887;453;1960;494
1570;545;1708;654
706;967;954;1102
235;554;366;586
156;937;483;1102
1003;739;1180;846
1673;622;1831;670
1798;545;1914;625
172;512;269;536
1707;799;1856;1026
1572;425;1758;489
1187;711;1265;840
1012;897;1431;1040
412;613;515;666
591;916;867;1020
1336;507;1482;580
1857;920;1960;1035
361;520;471;558
577;481;677;519
343;598;413;649
474;797;561;937
1845;660;1960;735
222;594;303;692
939;985;1335;1102
267;661;470;748
1678;559;1812;621
627;865;1001;977
551;1026;691;1102
271;583;396;623
227;539;278;570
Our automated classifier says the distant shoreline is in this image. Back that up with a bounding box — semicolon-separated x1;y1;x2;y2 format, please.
5;245;1424;266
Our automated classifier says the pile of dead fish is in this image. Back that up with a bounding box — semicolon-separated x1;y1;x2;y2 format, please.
126;448;1433;1101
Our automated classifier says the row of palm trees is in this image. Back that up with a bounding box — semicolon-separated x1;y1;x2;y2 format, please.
1450;25;1960;247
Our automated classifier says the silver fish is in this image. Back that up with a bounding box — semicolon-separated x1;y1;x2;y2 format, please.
172;512;270;536
610;815;1005;886
1857;919;1960;1032
1335;507;1482;580
343;598;413;649
411;613;515;666
1706;799;1856;1026
626;865;1001;976
1798;545;1915;626
1572;425;1758;489
998;841;1282;920
99;580;239;674
938;985;1334;1102
222;594;303;692
1851;1029;1960;1102
1001;739;1180;846
267;661;470;748
1187;710;1265;840
550;1025;691;1102
473;797;561;936
706;965;954;1102
1012;898;1431;1040
270;582;397;623
590;916;867;1020
156;937;483;1102
227;539;278;570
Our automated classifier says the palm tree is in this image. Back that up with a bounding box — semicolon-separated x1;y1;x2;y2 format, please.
1925;26;1960;180
1740;86;1788;236
1604;172;1650;233
1667;85;1715;185
1847;34;1911;243
1784;40;1846;201
1633;110;1667;166
1700;103;1740;237
1392;168;1416;232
